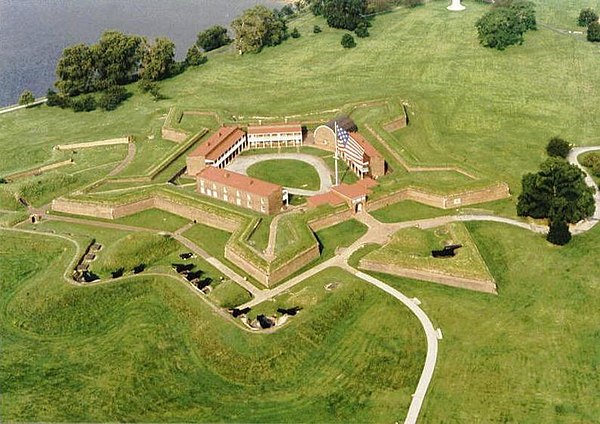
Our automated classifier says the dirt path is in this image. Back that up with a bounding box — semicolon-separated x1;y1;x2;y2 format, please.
107;142;136;177
568;146;600;234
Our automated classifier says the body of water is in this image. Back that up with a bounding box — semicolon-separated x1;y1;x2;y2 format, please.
0;0;278;106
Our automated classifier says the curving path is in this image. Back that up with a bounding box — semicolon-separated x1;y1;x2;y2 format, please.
568;146;600;234
225;153;333;195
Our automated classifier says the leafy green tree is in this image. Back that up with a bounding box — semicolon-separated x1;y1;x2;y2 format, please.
196;26;231;51
578;8;598;27
185;45;208;66
547;219;571;245
476;1;536;50
517;158;595;224
291;27;301;38
341;33;356;48
588;21;600;42
546;136;571;158
46;89;69;108
18;90;35;105
55;43;97;96
231;6;287;54
94;31;146;87
314;25;322;33
323;0;368;31
139;37;175;81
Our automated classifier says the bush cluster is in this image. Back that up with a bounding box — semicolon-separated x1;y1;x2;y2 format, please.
476;1;537;50
546;136;571;158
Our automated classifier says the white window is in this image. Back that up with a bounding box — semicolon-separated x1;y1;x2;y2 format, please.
236;198;241;206
236;190;240;197
223;194;228;202
247;194;251;201
260;205;266;213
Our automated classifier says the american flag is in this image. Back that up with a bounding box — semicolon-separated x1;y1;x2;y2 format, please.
337;125;351;147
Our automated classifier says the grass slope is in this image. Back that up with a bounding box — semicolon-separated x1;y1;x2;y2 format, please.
0;231;424;422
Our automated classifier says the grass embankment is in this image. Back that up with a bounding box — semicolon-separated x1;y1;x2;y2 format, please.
363;222;492;281
372;222;600;423
1;231;424;422
247;159;321;191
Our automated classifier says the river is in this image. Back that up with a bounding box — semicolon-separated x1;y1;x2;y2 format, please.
0;0;279;106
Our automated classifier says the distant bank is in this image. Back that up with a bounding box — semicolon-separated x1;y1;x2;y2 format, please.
0;0;279;106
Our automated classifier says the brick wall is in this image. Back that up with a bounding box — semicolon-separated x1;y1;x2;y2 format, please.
360;259;498;294
308;208;354;232
367;183;511;212
52;198;115;219
161;127;187;143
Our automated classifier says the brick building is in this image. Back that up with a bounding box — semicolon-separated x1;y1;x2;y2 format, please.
247;123;303;148
196;167;283;215
312;119;386;179
186;126;247;176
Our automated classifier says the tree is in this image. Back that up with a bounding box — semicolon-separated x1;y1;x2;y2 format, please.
476;1;536;50
46;89;69;108
546;136;571;158
196;25;231;52
55;43;97;96
94;31;145;87
185;45;208;66
341;33;356;48
231;6;287;54
355;21;370;38
291;27;301;38
517;158;595;224
547;219;572;245
139;37;175;81
323;0;368;31
18;90;35;105
314;25;322;33
588;22;600;42
578;8;598;27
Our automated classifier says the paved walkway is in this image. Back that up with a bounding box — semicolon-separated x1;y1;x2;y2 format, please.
568;146;600;234
0;98;47;115
225;153;333;195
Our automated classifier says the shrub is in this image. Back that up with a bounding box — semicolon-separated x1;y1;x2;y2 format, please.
355;22;370;38
405;0;424;7
98;85;128;111
588;22;600;42
547;219;571;245
138;79;157;93
578;8;598;27
46;89;69;108
323;0;368;31
70;94;96;112
291;27;301;38
313;25;322;33
196;25;231;52
185;45;208;66
341;33;356;48
580;152;600;177
546;136;571;158
149;85;163;101
18;90;35;105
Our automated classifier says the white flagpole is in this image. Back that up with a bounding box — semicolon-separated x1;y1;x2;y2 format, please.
334;122;339;186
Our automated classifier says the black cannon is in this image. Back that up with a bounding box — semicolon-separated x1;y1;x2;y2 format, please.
231;307;251;317
277;306;302;316
432;244;463;258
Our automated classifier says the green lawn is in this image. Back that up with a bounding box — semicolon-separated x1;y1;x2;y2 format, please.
362;222;493;281
370;222;600;423
0;231;424;422
315;219;369;261
113;208;190;232
246;159;321;191
371;200;451;223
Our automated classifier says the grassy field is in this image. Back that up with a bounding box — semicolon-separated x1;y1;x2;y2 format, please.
370;222;600;423
362;222;493;281
0;231;425;422
112;208;190;232
247;159;321;191
2;0;600;421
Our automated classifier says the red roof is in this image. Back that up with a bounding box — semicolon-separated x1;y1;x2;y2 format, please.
197;167;281;197
307;191;345;208
189;126;246;161
247;123;302;135
349;132;382;160
333;183;370;200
